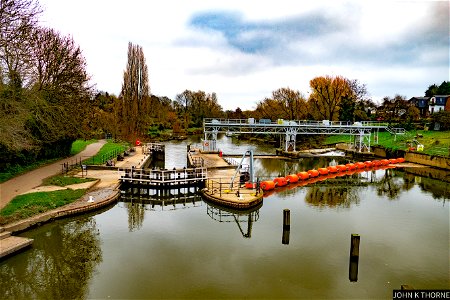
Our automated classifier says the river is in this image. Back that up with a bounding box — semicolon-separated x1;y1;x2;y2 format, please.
1;135;449;299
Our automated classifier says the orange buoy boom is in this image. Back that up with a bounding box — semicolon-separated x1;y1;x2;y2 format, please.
346;163;356;170
273;177;288;187
285;174;299;183
318;168;329;175
297;172;310;180
307;169;319;177
327;165;338;173
336;165;348;172
245;182;256;189
355;162;366;169
260;180;275;191
380;159;390;165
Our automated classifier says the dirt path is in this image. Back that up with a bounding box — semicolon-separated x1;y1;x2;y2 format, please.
0;140;107;210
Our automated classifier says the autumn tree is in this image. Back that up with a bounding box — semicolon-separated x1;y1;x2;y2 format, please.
308;75;352;121
255;87;307;120
119;42;151;141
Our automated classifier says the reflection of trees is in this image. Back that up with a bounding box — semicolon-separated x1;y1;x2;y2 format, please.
418;178;450;201
376;169;402;200
402;173;416;191
0;218;102;299
305;186;360;208
126;202;145;232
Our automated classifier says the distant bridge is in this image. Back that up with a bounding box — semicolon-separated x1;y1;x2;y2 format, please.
203;118;405;153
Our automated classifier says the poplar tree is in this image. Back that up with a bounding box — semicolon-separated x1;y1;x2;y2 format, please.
119;42;150;141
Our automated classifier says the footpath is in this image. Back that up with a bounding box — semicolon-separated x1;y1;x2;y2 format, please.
0;142;147;259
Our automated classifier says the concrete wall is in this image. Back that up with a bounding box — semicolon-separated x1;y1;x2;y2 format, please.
405;152;450;170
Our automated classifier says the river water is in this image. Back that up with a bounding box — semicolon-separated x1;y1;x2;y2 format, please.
1;135;449;299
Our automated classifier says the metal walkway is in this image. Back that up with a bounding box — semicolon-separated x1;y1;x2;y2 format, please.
203;118;405;152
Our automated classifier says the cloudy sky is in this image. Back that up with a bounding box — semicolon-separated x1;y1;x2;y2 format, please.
38;0;448;110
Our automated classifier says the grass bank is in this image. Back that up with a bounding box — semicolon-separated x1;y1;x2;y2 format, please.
70;139;97;155
0;139;98;184
82;140;129;165
0;189;86;225
42;175;96;187
324;130;450;156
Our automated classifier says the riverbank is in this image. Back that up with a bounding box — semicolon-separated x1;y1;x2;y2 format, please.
335;143;450;171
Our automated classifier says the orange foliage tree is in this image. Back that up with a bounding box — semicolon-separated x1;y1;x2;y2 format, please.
308;75;352;121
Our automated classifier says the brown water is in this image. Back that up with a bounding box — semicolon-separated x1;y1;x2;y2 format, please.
1;136;449;299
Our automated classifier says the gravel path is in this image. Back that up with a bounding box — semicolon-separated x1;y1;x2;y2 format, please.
0;140;107;210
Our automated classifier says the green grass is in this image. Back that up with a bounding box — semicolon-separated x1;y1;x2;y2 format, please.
0;189;86;225
70;139;97;155
0;139;98;184
324;130;450;156
42;175;96;187
83;140;129;165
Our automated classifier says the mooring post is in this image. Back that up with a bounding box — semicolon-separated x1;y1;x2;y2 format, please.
349;234;360;282
283;209;290;228
350;234;360;257
282;209;290;245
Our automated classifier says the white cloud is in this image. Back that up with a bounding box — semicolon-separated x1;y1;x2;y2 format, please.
38;0;449;110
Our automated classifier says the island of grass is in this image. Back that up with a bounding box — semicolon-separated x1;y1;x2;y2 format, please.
0;189;87;225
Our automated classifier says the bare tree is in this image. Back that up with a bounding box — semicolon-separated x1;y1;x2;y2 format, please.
0;0;41;89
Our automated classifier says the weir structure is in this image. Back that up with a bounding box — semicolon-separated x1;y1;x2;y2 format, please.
203;118;405;153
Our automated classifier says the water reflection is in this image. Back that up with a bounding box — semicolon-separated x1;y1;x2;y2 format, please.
376;168;402;200
305;185;360;209
119;186;203;231
205;200;262;238
0;217;101;299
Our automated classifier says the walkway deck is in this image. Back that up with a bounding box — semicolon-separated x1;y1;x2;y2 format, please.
188;148;263;209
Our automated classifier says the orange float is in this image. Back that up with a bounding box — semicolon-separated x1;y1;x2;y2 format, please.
380;159;390;165
318;168;329;175
336;165;348;172
297;171;310;180
260;180;275;191
307;169;319;177
355;162;366;169
389;158;398;164
327;165;338;173
346;163;356;170
364;161;373;168
372;160;381;167
285;174;299;183
244;182;256;189
397;157;405;163
273;177;288;187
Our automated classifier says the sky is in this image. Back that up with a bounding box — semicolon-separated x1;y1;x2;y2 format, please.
38;0;449;110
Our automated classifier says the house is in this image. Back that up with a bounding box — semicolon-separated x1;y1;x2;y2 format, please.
409;96;430;117
429;95;450;114
409;95;450;117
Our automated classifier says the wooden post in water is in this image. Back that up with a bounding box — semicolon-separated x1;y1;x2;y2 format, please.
283;209;290;228
282;209;290;245
349;234;360;282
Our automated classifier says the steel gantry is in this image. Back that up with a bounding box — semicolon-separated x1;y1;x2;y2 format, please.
203;118;404;153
